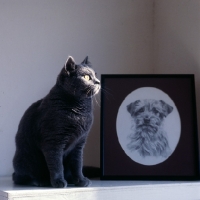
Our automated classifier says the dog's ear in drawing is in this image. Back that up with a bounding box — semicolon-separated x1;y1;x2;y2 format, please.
159;100;173;117
127;100;141;116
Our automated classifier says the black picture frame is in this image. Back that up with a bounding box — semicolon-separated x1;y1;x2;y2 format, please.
100;74;199;180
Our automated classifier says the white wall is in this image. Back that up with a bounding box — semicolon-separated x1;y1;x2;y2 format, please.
2;0;200;179
154;0;200;134
0;0;154;176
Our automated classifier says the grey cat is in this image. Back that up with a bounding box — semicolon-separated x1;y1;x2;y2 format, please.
12;56;100;188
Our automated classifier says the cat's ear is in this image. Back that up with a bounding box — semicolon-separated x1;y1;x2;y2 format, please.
65;56;76;74
82;56;89;65
81;56;92;67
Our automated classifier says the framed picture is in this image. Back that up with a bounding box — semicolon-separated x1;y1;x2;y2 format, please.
100;74;199;180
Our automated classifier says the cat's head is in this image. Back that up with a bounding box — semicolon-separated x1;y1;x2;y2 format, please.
57;56;100;98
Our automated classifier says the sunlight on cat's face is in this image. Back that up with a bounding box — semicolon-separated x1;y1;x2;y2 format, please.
81;68;101;97
63;56;101;98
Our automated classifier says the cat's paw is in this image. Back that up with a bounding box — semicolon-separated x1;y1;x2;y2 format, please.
74;177;91;187
51;178;67;188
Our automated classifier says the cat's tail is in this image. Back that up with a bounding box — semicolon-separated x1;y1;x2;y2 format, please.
82;166;100;178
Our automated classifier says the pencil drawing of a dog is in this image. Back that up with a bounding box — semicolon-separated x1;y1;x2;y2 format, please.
127;99;173;158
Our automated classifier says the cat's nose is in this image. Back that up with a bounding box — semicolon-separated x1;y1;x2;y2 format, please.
95;79;100;84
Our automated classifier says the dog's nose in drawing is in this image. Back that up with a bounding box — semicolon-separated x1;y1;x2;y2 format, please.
144;117;150;124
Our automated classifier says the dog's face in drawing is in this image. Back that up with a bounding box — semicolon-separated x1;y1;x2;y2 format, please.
127;99;173;135
126;99;173;158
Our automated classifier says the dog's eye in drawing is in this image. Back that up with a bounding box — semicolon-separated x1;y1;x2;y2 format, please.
153;108;165;118
136;107;145;115
153;109;159;115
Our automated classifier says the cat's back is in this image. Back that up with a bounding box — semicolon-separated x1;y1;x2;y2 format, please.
16;99;43;138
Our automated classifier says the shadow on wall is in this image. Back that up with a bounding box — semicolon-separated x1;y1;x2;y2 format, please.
154;20;200;146
83;97;101;167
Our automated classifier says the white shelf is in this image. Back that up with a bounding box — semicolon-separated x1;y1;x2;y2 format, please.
1;177;200;200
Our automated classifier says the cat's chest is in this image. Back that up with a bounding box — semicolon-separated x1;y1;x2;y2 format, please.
55;107;92;132
69;111;93;130
62;112;92;152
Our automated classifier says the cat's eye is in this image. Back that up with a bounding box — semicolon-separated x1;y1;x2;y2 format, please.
83;75;91;81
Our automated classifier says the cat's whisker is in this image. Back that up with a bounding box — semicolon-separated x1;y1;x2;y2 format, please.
86;87;92;96
100;86;109;94
101;88;113;101
93;94;100;108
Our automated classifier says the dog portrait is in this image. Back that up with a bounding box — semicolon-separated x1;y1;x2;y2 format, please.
126;99;173;158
